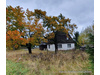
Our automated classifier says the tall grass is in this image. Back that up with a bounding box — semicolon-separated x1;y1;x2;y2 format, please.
6;49;93;75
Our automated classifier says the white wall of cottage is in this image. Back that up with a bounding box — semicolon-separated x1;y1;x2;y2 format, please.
47;43;75;51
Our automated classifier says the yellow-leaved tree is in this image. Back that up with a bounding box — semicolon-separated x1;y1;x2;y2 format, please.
25;9;46;53
78;25;94;46
6;6;47;53
34;10;77;54
6;6;26;50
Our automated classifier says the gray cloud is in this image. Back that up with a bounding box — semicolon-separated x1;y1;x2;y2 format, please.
6;0;94;33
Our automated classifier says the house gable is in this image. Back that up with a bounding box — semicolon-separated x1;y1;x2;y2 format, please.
47;31;75;44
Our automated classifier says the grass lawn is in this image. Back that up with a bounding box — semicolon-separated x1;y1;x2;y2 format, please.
6;49;93;75
6;60;29;75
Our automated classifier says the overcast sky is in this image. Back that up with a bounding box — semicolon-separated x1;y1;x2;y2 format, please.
6;0;94;33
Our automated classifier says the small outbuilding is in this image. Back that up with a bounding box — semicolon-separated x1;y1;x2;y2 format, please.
39;42;47;50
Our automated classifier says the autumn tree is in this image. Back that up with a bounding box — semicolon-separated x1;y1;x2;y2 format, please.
6;6;26;34
6;6;76;54
25;9;45;53
78;25;94;46
6;6;46;53
34;10;77;54
6;30;27;50
6;6;26;50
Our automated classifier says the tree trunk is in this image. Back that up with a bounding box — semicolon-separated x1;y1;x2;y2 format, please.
26;43;32;54
55;42;58;54
28;46;32;54
54;32;58;54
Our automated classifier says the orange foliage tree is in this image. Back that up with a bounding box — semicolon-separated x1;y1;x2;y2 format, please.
6;6;77;54
6;6;25;33
34;10;77;54
25;9;46;53
6;30;27;50
6;6;46;53
6;6;26;50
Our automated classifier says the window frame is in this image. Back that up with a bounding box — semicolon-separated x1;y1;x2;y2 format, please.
58;44;62;48
67;44;71;48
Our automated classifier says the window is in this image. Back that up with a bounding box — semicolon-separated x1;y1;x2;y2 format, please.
58;44;62;48
67;44;71;48
48;45;50;49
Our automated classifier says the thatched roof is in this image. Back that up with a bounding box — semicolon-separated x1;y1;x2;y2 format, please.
47;31;75;44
